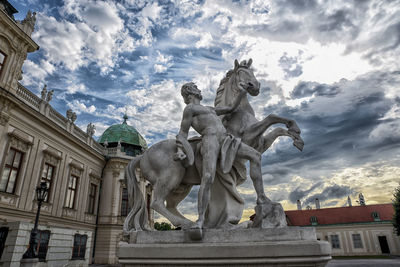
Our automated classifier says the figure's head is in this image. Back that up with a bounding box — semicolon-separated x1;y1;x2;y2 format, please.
181;82;203;103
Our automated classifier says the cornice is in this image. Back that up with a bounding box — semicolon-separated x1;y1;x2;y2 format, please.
0;86;105;161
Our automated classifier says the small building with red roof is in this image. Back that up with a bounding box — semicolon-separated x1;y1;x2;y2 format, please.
285;203;400;256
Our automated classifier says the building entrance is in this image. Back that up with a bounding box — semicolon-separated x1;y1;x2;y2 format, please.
378;236;390;254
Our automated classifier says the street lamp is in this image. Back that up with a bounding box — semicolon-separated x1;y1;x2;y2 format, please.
22;182;48;259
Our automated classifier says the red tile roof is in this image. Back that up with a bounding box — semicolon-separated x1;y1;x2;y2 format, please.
285;204;393;226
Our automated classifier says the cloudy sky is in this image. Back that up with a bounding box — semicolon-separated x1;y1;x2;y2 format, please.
14;0;400;221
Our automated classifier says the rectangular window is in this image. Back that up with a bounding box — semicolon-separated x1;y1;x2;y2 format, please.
65;175;78;209
87;183;97;214
121;187;128;216
0;148;24;194
41;163;55;202
36;230;50;261
0;50;6;76
330;234;340;249
0;227;9;259
352;233;363;249
72;234;87;260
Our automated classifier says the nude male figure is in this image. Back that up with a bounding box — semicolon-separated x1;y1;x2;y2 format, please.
175;82;269;229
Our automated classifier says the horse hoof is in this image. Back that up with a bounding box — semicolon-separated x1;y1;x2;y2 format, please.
293;138;304;151
188;227;203;241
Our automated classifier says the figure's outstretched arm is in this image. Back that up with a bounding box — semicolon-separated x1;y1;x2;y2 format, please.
215;83;247;115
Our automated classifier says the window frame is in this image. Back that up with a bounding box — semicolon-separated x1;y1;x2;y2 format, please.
72;234;87;260
87;183;97;214
36;230;51;262
352;233;363;249
330;234;340;249
310;216;318;226
0;227;9;259
0;147;24;194
121;187;129;217
0;50;6;78
40;163;55;203
65;174;79;209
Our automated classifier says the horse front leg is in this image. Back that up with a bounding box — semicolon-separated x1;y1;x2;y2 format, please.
242;114;301;147
260;127;304;153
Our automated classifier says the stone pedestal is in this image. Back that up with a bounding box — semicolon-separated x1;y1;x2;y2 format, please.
20;258;39;267
118;227;331;266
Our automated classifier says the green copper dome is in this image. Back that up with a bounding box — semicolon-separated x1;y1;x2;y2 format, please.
99;116;147;149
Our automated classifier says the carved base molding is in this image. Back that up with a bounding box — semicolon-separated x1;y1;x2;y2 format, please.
119;228;331;266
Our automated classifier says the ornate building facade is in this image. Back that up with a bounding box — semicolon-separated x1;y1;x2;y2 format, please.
0;1;152;266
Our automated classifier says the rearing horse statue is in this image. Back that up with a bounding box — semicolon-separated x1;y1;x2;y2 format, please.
123;59;304;233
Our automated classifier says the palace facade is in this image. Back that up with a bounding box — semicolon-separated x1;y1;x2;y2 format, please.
0;1;152;266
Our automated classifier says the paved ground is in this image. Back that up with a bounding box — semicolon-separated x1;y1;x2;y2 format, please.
327;259;400;266
90;259;400;267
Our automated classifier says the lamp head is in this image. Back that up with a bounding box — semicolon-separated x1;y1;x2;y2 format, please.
36;181;48;202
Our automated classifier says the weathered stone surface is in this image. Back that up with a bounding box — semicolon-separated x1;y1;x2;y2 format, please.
252;202;288;228
132;227;315;244
119;239;331;266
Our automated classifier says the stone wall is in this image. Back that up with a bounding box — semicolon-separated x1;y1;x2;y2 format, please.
0;222;92;267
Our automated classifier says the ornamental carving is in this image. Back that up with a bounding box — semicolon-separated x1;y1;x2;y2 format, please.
89;169;101;181
43;146;62;166
69;159;84;176
70;165;82;177
9;135;30;152
0;193;18;206
44;153;59;166
7;129;33;152
107;160;128;178
62;207;77;217
0;97;13;126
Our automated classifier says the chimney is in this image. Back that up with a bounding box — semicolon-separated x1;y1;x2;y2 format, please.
347;196;352;207
358;193;366;206
297;200;302;210
315;198;320;209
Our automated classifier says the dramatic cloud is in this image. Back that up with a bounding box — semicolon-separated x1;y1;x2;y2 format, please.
16;0;400;219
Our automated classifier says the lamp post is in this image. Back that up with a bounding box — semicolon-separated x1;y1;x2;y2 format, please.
22;182;48;259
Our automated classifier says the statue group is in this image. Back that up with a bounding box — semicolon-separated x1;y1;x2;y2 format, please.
123;59;304;238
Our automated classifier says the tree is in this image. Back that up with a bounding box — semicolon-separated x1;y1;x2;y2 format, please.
154;222;173;231
393;185;400;236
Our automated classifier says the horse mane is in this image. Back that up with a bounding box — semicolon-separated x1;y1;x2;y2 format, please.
214;69;233;107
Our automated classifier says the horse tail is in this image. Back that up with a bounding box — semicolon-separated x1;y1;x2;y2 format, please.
123;155;150;234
